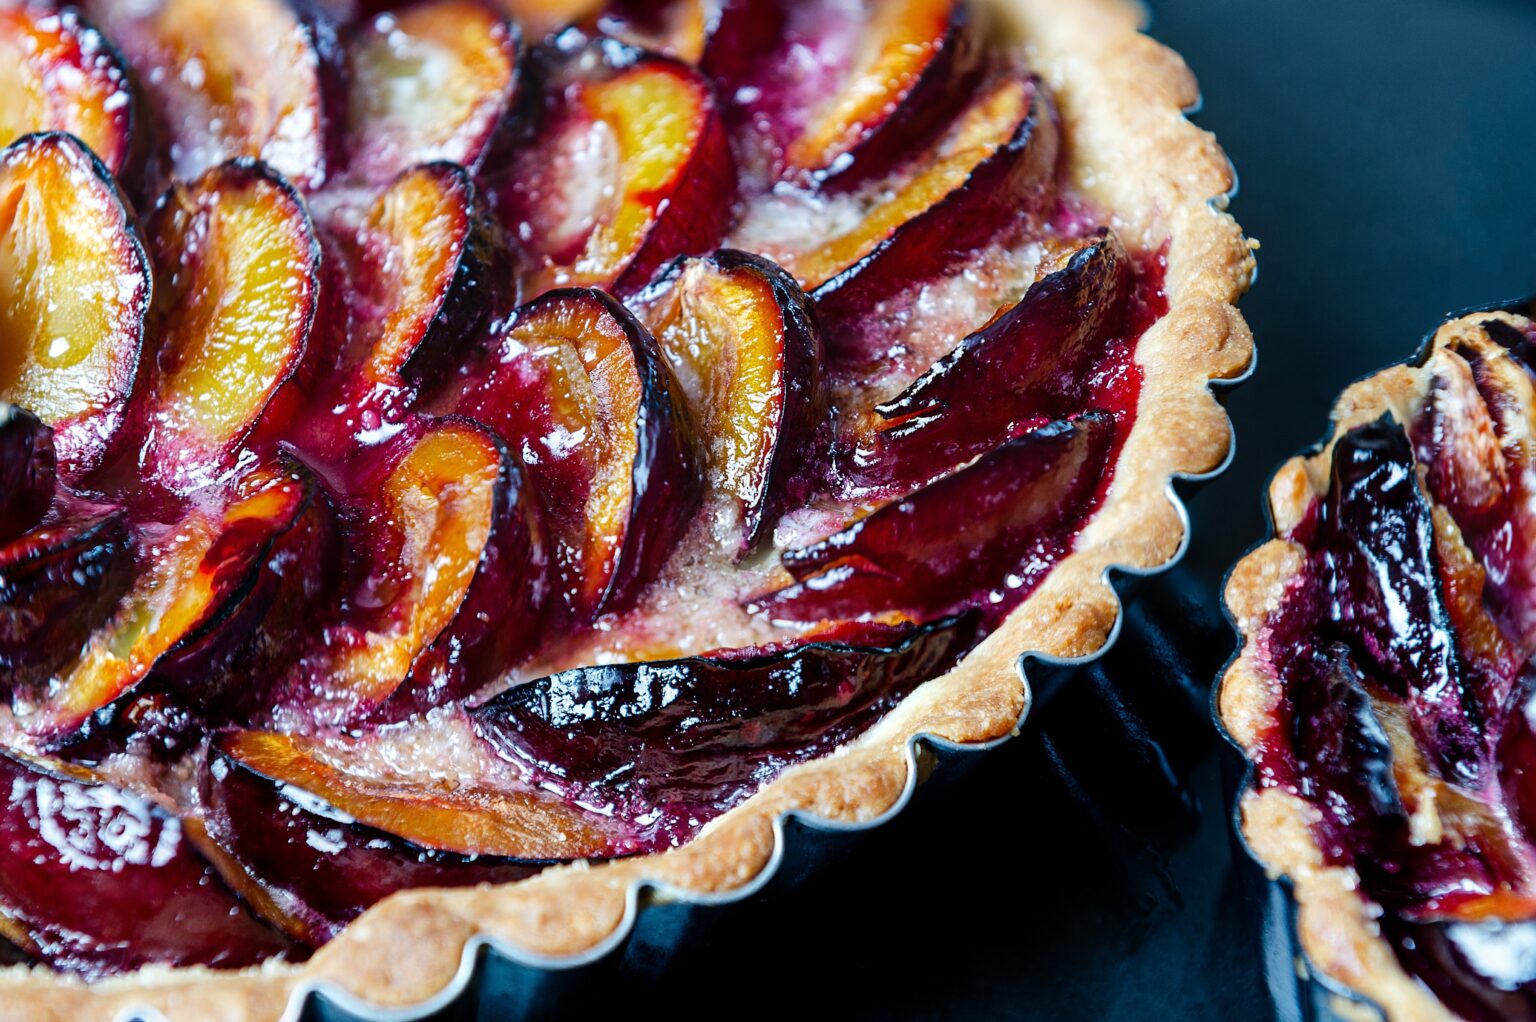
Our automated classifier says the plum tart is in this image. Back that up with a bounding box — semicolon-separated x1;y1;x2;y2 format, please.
1223;308;1536;1021
0;0;1250;1016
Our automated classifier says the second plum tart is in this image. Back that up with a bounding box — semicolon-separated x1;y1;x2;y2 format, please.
1223;308;1536;1021
0;0;1251;1016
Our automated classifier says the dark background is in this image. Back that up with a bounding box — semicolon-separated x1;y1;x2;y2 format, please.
307;3;1536;1020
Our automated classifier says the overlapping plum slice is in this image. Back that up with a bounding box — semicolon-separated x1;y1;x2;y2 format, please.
758;73;1058;357
781;0;978;185
287;419;543;723
84;0;341;190
222;730;609;858
9;460;328;743
0;133;148;480
498;36;733;295
0;404;54;545
842;231;1130;496
0;7;136;174
197;736;570;946
428;289;697;619
1305;418;1487;787
1413;340;1536;651
592;0;712;63
754;413;1114;626
634;250;825;554
0;507;133;696
470;614;976;848
148;458;335;706
0;750;290;978
136;160;319;493
305;162;514;440
345;1;519;186
494;0;606;41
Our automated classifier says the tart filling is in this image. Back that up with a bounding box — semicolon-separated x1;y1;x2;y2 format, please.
0;0;1250;1012
1224;311;1536;1020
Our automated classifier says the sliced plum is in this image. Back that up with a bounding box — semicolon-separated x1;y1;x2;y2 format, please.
470;614;976;848
0;6;137;174
781;74;1059;357
842;231;1130;496
783;0;978;185
593;0;712;62
148;458;335;706
634;250;825;554
0;508;133;694
220;730;610;858
85;0;342;190
709;0;980;187
137;160;319;493
0;132;149;480
198;741;556;947
428;288;697;619
1290;643;1408;830
0;404;54;545
493;0;606;41
753;412;1114;626
328;162;514;399
1312;417;1487;788
288;419;544;723
498;36;734;296
11;461;332;743
345;1;520;185
0;750;291;978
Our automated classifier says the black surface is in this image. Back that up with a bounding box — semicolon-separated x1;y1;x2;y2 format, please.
309;3;1536;1020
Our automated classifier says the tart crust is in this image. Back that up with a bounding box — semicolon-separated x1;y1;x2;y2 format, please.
0;0;1253;1017
1219;312;1536;1022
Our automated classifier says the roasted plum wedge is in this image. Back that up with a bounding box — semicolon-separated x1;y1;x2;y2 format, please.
0;507;133;697
634;250;826;554
761;73;1059;358
0;404;55;545
8;460;331;744
428;288;697;620
0;750;291;977
146;457;335;707
310;162;513;425
843;231;1131;496
591;0;712;63
0;6;137;175
497;34;733;296
781;0;979;186
135;160;319;493
0;132;149;481
470;615;976;848
345;1;520;186
282;419;544;724
84;0;341;192
704;0;979;185
1282;417;1488;787
494;0;606;41
197;741;549;948
755;413;1115;626
219;730;610;859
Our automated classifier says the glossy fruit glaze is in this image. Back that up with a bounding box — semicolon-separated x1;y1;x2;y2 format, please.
1250;315;1536;1019
0;0;1166;975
